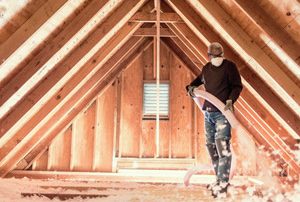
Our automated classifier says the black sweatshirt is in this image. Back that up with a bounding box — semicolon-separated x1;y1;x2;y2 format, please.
189;59;243;112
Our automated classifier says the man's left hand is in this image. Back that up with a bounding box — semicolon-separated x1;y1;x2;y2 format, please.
224;100;234;112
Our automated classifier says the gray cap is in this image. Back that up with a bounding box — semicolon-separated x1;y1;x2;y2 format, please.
208;42;224;57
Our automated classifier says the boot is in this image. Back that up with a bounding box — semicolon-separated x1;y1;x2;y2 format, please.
211;182;230;198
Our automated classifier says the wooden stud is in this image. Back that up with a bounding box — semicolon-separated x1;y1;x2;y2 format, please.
70;101;96;172
93;83;116;172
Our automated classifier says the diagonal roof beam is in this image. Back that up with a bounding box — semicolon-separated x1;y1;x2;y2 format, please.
1;37;152;177
167;23;207;66
0;0;112;116
161;37;201;75
233;0;300;77
179;0;300;116
0;0;84;88
0;0;147;143
164;0;300;140
0;0;47;44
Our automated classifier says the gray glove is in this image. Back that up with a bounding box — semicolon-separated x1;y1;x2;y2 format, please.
186;85;196;97
224;100;234;112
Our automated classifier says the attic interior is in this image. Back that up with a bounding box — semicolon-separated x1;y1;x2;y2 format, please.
0;0;299;201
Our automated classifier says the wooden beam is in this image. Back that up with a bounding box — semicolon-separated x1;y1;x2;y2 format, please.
166;23;207;65
155;0;161;157
0;0;68;83
6;170;248;184
130;12;183;22
93;83;116;172
165;0;300;141
0;0;91;89
235;100;300;179
133;27;175;37
0;0;146;149
161;38;200;76
0;0;110;116
233;0;300;73
117;158;194;170
181;0;300;114
0;0;48;44
1;38;152;177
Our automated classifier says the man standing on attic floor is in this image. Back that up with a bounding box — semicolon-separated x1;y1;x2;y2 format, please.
186;42;243;198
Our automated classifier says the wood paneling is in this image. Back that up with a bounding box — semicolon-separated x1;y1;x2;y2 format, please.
93;83;116;172
141;121;156;157
48;126;72;171
120;55;143;157
71;102;96;171
170;54;193;158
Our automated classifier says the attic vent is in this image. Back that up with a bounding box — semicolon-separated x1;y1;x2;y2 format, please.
143;82;169;119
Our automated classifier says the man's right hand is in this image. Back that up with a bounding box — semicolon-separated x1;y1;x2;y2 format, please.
186;85;196;97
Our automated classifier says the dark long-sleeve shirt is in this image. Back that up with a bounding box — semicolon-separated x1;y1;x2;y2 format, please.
189;59;243;112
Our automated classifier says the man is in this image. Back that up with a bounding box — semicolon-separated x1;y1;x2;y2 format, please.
186;42;243;198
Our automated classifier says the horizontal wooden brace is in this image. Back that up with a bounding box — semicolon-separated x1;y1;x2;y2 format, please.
130;12;183;23
133;27;175;37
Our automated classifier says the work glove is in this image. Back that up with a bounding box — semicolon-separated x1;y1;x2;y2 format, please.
185;85;196;97
224;99;234;112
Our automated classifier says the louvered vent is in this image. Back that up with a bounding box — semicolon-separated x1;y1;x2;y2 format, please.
143;83;169;117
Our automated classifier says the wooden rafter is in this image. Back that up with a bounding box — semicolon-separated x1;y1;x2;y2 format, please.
181;0;300;114
166;23;206;65
161;38;200;75
0;0;111;117
0;0;87;88
0;0;68;83
0;0;48;43
7;38;152;177
234;0;300;70
0;0;147;147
